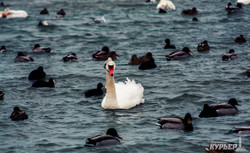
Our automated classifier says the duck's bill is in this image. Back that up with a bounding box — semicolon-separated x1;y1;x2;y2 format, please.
117;134;123;139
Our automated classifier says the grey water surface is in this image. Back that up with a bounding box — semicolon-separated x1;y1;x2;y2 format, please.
0;0;250;152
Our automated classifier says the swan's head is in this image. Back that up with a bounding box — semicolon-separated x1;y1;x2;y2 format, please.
105;58;116;76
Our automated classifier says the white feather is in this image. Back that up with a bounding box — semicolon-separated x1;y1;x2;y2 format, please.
102;78;144;109
237;0;250;4
157;0;176;10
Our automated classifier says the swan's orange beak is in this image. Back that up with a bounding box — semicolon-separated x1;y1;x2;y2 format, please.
109;66;114;76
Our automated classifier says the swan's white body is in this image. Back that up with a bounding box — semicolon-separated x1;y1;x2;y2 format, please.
237;0;250;4
101;59;144;109
0;10;28;18
157;0;176;10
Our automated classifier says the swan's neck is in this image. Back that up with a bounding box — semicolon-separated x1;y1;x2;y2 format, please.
104;71;119;109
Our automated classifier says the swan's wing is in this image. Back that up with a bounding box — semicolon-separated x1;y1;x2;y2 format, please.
115;78;144;109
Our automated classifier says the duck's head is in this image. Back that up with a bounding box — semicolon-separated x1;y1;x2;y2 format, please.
146;52;153;58
1;45;6;50
38;66;44;71
14;106;21;112
182;47;193;53
228;98;240;106
184;113;193;131
102;46;110;53
192;17;199;21
71;53;76;56
131;54;138;60
203;40;208;44
33;44;40;49
164;39;170;44
17;52;25;56
192;7;197;11
97;83;104;89
184;113;192;124
105;58;116;76
106;128;122;139
236;3;242;8
229;49;235;54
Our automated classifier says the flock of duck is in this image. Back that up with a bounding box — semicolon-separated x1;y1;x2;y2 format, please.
1;0;250;152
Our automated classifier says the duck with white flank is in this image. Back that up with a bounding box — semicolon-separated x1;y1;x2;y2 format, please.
85;128;122;147
166;47;192;60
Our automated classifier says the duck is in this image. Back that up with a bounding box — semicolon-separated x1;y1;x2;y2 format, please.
0;90;4;100
197;40;210;51
157;0;176;11
92;46;119;61
0;2;4;6
90;16;106;23
32;78;55;88
28;66;46;81
199;98;240;117
37;20;49;26
235;35;246;43
102;58;144;109
222;49;238;61
128;54;143;65
182;7;198;15
163;39;176;49
85;83;104;98
14;52;34;62
225;2;242;13
10;106;28;121
0;45;6;53
139;52;157;70
57;9;66;17
245;69;250;77
166;47;192;60
192;17;200;21
62;53;78;62
85;128;122;147
32;44;51;53
40;8;49;14
157;113;193;131
231;126;250;134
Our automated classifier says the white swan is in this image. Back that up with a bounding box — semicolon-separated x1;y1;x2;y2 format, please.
0;8;28;18
101;58;144;109
237;0;250;4
157;0;176;11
